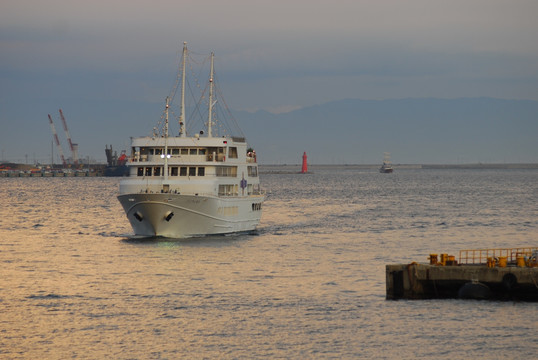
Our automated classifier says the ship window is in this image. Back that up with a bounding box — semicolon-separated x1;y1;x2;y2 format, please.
218;184;238;196
207;147;226;161
172;149;180;155
197;167;205;176
154;167;161;176
199;148;206;155
189;167;196;176
251;203;262;211
180;167;187;176
248;166;258;177
216;166;237;177
149;149;154;155
190;148;197;155
155;149;163;155
138;148;148;161
229;147;238;158
170;167;178;176
138;167;144;176
145;167;152;176
181;149;188;155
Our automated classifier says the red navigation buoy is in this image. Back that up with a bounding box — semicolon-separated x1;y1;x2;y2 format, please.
301;152;308;173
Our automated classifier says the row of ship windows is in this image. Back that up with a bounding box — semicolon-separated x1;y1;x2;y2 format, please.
139;147;238;158
138;166;205;177
218;184;259;197
136;166;258;177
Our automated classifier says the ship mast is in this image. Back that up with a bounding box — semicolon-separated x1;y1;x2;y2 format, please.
179;42;187;137
164;97;170;183
207;52;214;138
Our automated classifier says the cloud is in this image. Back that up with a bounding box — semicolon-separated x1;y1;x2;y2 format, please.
1;0;538;163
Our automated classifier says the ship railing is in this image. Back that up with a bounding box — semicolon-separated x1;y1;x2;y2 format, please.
250;189;266;196
131;155;226;163
129;152;256;164
216;190;266;197
138;188;216;197
459;247;538;265
138;188;263;198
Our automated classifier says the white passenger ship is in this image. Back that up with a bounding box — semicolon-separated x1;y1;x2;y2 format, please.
118;43;264;238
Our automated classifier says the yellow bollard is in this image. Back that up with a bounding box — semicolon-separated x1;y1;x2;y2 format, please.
487;257;495;268
516;256;526;267
440;253;448;266
498;256;507;268
429;254;438;265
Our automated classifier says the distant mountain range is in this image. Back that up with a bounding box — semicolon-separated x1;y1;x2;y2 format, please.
3;97;536;165
234;98;538;164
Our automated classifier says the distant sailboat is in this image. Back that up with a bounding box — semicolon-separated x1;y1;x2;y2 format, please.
379;152;393;173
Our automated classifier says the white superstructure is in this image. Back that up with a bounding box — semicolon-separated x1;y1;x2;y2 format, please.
117;43;263;238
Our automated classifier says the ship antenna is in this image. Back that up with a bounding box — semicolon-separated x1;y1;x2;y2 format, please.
164;97;170;183
179;42;187;137
207;52;214;138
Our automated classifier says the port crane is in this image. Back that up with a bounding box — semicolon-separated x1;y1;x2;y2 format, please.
47;114;67;167
59;109;78;166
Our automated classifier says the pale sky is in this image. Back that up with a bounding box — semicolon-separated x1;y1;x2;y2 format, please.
1;0;538;163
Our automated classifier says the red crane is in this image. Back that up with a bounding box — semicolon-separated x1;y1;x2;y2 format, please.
47;114;67;167
59;109;78;166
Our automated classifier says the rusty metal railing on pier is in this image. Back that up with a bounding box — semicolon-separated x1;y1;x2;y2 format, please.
459;247;538;265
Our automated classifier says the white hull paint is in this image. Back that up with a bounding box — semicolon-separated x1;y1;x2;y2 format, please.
118;193;263;238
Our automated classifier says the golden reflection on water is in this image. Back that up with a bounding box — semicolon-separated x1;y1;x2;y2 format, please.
1;170;537;358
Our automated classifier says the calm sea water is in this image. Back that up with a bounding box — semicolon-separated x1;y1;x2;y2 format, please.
1;167;537;359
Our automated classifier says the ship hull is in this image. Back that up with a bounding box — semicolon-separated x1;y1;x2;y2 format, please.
118;193;263;238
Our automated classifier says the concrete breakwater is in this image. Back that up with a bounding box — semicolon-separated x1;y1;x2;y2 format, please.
386;248;538;301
